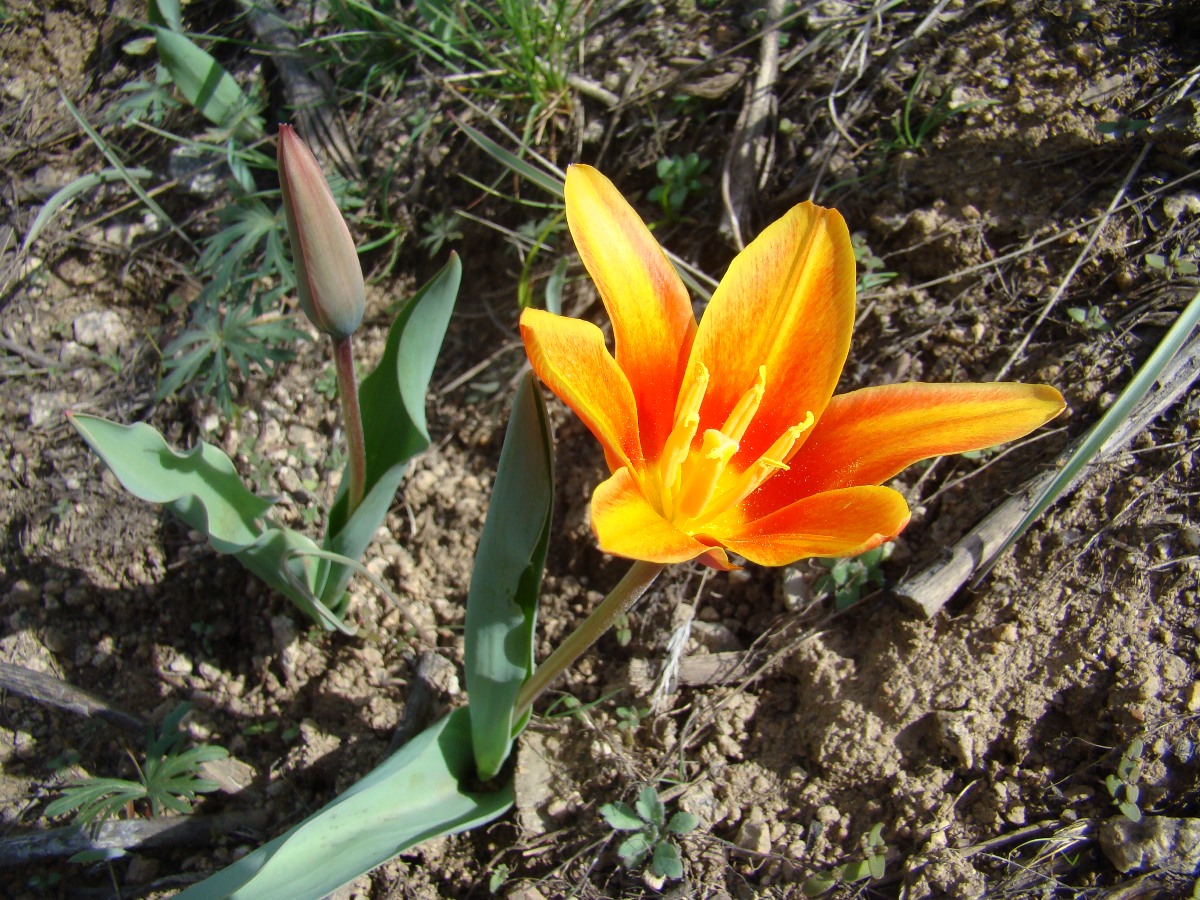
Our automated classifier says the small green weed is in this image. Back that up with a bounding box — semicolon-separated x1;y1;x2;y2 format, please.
851;232;897;293
419;212;465;257
884;69;994;153
648;153;710;223
802;823;888;896
487;863;511;893
615;705;650;732
816;545;891;610
601;785;699;883
45;703;228;825
1067;304;1111;331
1146;246;1198;279
1105;738;1144;822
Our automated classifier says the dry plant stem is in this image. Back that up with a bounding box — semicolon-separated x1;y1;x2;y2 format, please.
514;560;666;720
332;335;366;515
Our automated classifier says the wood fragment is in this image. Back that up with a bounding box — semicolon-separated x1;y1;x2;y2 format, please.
0;662;146;736
895;332;1200;617
0;809;269;866
630;650;759;693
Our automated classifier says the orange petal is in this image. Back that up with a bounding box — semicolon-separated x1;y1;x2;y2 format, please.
520;308;643;474
592;468;721;564
565;165;697;457
746;382;1066;515
685;202;856;462
708;486;911;567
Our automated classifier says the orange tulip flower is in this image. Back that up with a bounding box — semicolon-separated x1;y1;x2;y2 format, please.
520;165;1065;570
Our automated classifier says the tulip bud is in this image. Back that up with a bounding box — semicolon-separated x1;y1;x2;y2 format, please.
277;124;365;340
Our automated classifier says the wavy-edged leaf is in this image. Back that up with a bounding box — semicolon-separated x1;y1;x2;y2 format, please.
153;27;263;141
465;372;553;780
317;254;461;612
22;167;152;251
177;707;512;900
67;414;271;554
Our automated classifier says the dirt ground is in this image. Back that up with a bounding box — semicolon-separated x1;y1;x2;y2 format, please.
1;1;1198;898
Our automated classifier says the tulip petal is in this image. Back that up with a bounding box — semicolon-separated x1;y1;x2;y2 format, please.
592;468;728;565
743;382;1066;517
709;486;911;566
685;202;855;461
521;308;644;474
565;165;697;456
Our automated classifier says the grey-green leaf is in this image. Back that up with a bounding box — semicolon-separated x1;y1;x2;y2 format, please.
635;786;664;828
153;27;263;141
67;414;271;554
465;372;553;780
318;254;461;613
600;802;645;831
651;841;683;880
177;707;512;900
666;811;699;835
617;832;652;869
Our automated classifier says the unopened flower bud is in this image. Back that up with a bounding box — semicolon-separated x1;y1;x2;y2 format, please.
277;124;365;339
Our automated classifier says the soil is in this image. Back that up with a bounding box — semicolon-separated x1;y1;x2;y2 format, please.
1;1;1198;898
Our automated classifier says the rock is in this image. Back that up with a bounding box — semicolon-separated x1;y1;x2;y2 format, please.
73;310;129;356
1099;816;1200;874
28;391;67;428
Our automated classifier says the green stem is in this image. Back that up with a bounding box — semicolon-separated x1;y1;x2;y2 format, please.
332;335;366;516
514;560;665;721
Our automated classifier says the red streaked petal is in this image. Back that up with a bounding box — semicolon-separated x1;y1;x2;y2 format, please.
707;486;911;567
592;468;720;564
520;308;643;474
685;201;855;462
565;165;697;457
743;381;1066;514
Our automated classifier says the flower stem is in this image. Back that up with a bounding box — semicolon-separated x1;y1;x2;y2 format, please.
332;335;366;516
514;560;666;721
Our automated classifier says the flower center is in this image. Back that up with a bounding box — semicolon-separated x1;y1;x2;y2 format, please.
654;364;814;529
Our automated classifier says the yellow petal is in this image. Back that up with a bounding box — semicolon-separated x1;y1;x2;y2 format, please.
521;308;643;474
565;165;697;457
684;202;855;462
744;382;1066;513
709;486;911;567
592;468;722;564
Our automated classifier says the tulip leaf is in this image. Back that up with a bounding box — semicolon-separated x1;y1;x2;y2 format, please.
22;168;153;252
318;254;461;612
67;414;272;554
465;372;554;781
176;706;513;900
67;414;349;633
149;0;182;31
153;27;263;142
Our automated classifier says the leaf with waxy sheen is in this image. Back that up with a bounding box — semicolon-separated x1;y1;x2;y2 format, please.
153;27;263;141
464;372;554;781
317;254;461;613
176;707;513;900
66;414;343;630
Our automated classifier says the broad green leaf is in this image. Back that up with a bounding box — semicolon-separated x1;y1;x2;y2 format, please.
22;167;152;251
599;802;644;831
635;786;664;828
68;414;271;554
177;707;512;900
318;255;461;612
153;28;263;141
666;811;699;835
651;840;683;880
465;372;553;780
150;0;182;31
616;832;652;868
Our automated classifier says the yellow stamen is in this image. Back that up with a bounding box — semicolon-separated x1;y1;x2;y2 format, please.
677;429;738;520
721;366;766;444
658;411;699;520
705;412;816;519
674;363;709;426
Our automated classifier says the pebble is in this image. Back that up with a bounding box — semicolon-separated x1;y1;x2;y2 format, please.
73;310;129;356
1099;816;1200;874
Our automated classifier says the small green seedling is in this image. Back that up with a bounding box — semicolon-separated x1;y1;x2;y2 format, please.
600;785;699;882
1146;247;1198;279
648;153;710;222
45;703;228;825
615;705;650;732
816;544;891;610
419;211;464;257
884;69;994;152
1105;738;1144;822
851;232;897;293
1067;304;1111;331
487;863;511;894
802;823;888;896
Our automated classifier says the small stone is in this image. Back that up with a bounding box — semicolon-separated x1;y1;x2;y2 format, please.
734;819;772;855
1185;683;1200;713
73;310;129;356
1099;816;1200;874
